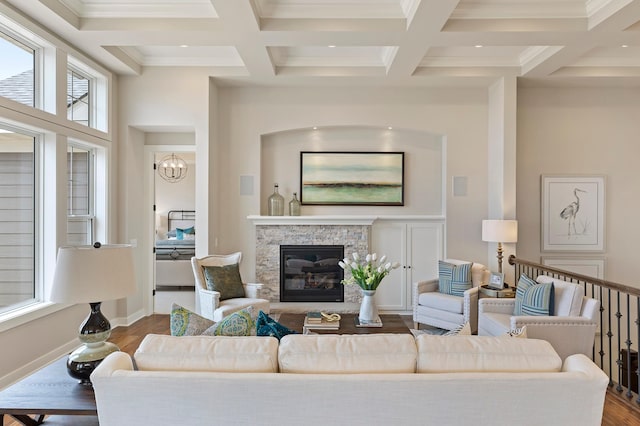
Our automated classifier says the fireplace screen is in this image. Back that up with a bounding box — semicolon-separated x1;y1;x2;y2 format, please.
280;245;344;302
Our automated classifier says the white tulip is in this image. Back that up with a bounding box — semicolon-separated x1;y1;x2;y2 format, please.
338;261;346;269
351;262;358;269
343;257;349;265
384;262;392;270
379;255;386;264
377;266;384;273
365;254;372;262
371;253;377;261
352;253;359;261
392;262;401;269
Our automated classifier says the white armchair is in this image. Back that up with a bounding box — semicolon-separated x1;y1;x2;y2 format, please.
191;252;270;322
478;275;600;360
413;259;489;334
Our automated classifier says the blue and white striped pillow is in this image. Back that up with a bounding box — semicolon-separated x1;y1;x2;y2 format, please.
438;261;473;297
514;274;555;316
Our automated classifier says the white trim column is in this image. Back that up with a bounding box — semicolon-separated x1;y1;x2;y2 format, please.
487;77;518;284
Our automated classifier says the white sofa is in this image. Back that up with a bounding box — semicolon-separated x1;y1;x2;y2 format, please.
478;275;600;360
91;333;608;426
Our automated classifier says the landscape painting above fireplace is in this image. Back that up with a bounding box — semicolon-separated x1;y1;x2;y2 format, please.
300;151;404;206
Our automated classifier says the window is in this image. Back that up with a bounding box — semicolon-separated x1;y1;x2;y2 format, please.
0;30;35;107
66;69;90;127
0;128;37;314
67;144;94;245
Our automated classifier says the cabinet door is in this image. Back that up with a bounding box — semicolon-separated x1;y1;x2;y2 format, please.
371;222;407;311
406;222;445;308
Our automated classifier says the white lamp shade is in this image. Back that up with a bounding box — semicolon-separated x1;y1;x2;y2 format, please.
50;244;137;304
482;220;518;243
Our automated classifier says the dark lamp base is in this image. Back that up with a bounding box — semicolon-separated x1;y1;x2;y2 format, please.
67;358;103;386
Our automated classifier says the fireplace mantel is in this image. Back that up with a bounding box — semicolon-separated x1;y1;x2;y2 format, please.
247;215;444;226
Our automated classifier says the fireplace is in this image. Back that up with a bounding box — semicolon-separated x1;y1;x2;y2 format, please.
280;245;344;302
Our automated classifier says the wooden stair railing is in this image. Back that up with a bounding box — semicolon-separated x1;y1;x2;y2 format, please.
508;255;640;407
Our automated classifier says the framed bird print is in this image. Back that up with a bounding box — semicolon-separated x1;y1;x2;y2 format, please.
541;175;606;252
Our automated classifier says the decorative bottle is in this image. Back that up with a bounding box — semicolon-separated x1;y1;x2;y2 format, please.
267;183;284;216
289;192;301;216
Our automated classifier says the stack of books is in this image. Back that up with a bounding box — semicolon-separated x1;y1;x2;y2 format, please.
306;311;323;324
303;311;340;331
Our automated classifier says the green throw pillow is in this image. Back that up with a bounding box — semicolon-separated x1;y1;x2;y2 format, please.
256;310;297;340
438;261;473;297
202;307;256;336
514;274;555;316
170;303;214;336
203;263;245;300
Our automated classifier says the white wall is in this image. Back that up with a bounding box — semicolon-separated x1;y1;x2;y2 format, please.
517;86;640;286
215;86;490;280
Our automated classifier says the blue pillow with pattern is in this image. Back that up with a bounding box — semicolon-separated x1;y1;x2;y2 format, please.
438;261;473;297
514;274;555;316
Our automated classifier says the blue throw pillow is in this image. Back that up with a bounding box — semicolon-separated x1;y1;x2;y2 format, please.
176;226;195;240
256;311;297;340
514;274;555;316
438;261;473;297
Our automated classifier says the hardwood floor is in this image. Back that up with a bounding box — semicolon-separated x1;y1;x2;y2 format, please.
5;314;640;425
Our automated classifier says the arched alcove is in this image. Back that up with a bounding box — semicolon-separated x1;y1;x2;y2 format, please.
260;125;445;216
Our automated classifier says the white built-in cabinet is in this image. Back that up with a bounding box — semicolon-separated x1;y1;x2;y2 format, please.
371;219;445;312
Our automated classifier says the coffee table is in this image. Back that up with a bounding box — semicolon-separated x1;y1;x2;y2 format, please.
277;313;411;335
0;357;98;425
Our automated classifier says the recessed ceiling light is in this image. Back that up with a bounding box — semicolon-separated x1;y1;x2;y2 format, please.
475;45;483;48
622;44;629;48
328;45;336;48
180;45;188;48
388;126;393;130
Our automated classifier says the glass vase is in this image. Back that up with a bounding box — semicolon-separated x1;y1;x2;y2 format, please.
289;192;301;216
267;183;284;216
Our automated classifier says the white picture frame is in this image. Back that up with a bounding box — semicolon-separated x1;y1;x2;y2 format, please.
541;257;606;279
488;272;505;290
541;175;605;252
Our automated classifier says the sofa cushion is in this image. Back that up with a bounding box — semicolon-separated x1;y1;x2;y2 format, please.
134;334;279;372
278;334;417;374
418;291;464;314
536;275;585;317
203;263;245;300
438;260;473;297
170;303;214;336
415;335;562;373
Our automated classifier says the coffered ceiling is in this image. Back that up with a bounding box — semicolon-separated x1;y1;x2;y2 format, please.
5;0;640;87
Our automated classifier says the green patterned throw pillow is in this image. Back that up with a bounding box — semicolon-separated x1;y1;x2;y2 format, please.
170;303;214;336
203;263;245;300
202;306;256;336
438;261;473;297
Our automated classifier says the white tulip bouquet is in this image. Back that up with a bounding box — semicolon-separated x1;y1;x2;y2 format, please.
338;252;400;291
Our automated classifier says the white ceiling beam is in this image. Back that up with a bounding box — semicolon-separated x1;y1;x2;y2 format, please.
386;0;460;77
211;0;275;77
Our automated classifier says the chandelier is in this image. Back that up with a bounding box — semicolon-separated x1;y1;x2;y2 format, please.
157;153;188;183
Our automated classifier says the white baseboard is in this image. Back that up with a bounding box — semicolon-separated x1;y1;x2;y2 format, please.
0;338;79;390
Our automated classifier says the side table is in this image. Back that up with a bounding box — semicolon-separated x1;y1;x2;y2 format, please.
0;357;98;425
479;285;516;298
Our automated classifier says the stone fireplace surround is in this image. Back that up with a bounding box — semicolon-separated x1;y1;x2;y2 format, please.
250;216;376;312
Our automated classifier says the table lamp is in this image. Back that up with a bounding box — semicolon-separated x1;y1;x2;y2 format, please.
50;242;136;385
482;220;518;274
